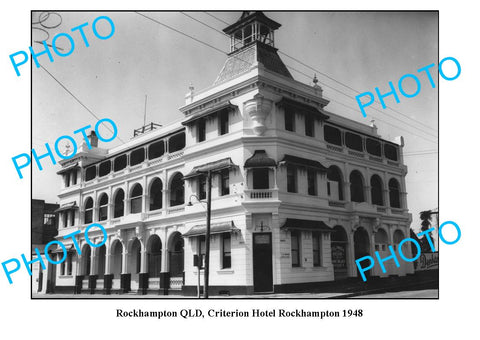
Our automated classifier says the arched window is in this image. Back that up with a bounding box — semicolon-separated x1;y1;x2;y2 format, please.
389;178;401;208
113;189;124;218
169;132;186;153
350;170;365;203
374;228;388;251
98;193;109;221
149;178;163;211
130;184;143;214
327;166;343;200
148;141;165;160
370;175;384;206
169;173;184;206
324;125;342;146
393;229;405;251
84;197;94;224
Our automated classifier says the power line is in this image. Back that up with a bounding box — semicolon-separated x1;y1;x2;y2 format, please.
40;65;125;143
141;11;437;145
203;11;229;25
202;11;438;136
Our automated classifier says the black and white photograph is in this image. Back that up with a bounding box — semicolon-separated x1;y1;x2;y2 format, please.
0;1;477;338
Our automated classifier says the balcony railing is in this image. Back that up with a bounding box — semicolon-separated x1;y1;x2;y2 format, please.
328;200;346;208
168;150;184;160
244;189;278;201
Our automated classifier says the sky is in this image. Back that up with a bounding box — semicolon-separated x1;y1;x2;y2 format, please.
31;11;438;232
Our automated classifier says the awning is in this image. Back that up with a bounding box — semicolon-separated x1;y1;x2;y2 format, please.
276;98;329;120
279;155;327;172
183;158;237;180
54;202;78;213
182;102;237;125
244;150;276;168
56;162;79;175
183;221;240;238
281;218;332;232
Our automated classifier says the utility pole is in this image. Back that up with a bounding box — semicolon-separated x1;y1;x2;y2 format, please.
204;171;212;298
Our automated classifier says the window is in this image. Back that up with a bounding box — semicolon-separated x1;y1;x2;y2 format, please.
148;140;165;160
312;232;322;267
291;230;300;267
327;166;344;200
67;252;73;275
168;132;185;153
63;211;68;228
198;118;206;142
198;175;206;200
219;111;229;135
220;169;229;196
349;171;365;203
307;169;317;196
252;168;269;189
222;233;231;269
65;172;70;187
130;148;145;166
198;235;206;269
70;210;75;226
384;144;398;161
366;138;382;156
130;184;143;213
149;179;163;211
84;197;93;224
43;213;55;226
114;155;127;172
287;165;297;193
113;189;125;218
85;166;96;181
170;173;185;206
389;178;401;208
71;170;77;185
345;132;363;151
60;259;66;276
324;125;342;146
305;114;314;137
99;160;111;177
98;194;108;221
285;108;295;132
370;175;384;206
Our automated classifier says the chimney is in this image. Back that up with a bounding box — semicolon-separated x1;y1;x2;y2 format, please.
88;131;98;148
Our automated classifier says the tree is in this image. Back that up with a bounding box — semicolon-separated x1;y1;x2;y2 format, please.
419;210;438;252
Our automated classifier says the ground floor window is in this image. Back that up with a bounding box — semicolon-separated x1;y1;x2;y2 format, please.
222;233;231;269
312;232;322;267
291;230;301;267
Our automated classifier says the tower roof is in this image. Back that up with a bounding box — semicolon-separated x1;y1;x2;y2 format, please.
223;11;281;35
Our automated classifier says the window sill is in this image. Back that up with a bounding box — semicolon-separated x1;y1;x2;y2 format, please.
59;275;73;278
217;269;234;274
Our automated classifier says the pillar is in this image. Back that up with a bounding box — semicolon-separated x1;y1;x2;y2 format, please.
120;249;130;293
344;181;351;202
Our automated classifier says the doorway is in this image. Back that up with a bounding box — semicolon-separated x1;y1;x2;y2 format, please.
253;233;273;292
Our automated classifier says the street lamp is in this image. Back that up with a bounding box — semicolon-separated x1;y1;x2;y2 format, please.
187;171;212;299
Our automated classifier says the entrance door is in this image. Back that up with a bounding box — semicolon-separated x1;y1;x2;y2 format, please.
253;233;273;293
354;227;371;279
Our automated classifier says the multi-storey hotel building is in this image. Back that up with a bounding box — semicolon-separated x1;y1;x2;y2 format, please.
51;12;413;296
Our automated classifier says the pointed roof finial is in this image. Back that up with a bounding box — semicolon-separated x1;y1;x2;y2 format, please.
64;142;71;156
313;73;318;85
189;82;194;92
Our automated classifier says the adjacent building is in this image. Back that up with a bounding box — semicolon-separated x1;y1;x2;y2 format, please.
50;12;413;296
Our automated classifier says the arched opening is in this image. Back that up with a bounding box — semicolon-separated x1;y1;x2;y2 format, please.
327;166;343;200
130;184;143;214
128;238;141;275
98;193;109;221
147;235;162;278
324;125;342;146
113;189;125;218
111;240;123;279
84;197;94;224
354;227;370;279
169;173;185;207
331;225;348;280
370;175;384;206
389;178;401;208
149;178;163;211
97;244;106;278
148;140;165;160
81;244;92;276
375;228;388;251
350;170;365;203
169;132;186;153
168;232;184;278
393;230;405;249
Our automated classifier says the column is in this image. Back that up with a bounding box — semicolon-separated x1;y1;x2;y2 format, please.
142;176;148;212
344;181;351;202
347;231;356;277
365;185;372;204
272;167;278;189
370;232;378;276
120;248;130;293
